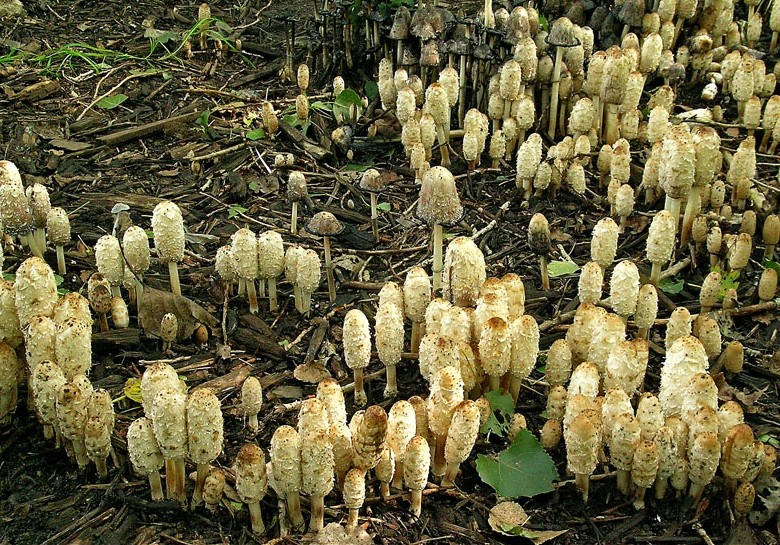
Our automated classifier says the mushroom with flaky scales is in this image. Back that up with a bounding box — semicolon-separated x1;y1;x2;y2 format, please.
305;212;344;303
150;386;188;504
31;361;65;444
343;309;372;407
441;400;480;487
404;435;430;516
127;417;165;501
88;273;113;333
270;425;305;532
375;300;404;398
234;443;268;534
122;225;151;303
231;228;260;314
0;341;20;424
56;381;90;469
187;388;223;507
151;201;185;296
257;230;285;312
14;257;58;329
55;318;92;381
359;168;389;242
46;207;70;275
301;427;334;533
387;400;417;490
403;267;431;353
241;376;263;433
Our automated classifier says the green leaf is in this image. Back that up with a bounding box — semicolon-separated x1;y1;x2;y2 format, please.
245;128;265;140
334;88;363;120
228;500;244;512
758;433;780;448
481;389;515;437
196;109;211;128
763;260;780;273
376;202;391;212
123;377;143;404
53;274;64;286
96;94;128;109
248;180;259;192
711;266;740;299
547;260;579;277
499;523;540;538
228;205;248;218
283;114;302;127
2;273;14;282
364;80;379;101
659;275;684;295
344;159;374;172
309;100;333;112
278;339;290;348
538;13;549;32
476;429;558;498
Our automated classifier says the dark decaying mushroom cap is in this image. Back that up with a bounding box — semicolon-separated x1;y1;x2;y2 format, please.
420;40;441;67
389;7;411;40
360;169;386;193
305;211;345;237
417;166;463;227
617;0;645;27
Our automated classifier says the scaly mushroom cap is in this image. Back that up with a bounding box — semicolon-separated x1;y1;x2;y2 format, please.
417;166;462;226
270;425;302;494
88;273;113;316
444;400;481;466
528;213;551;255
127;416;164;476
343;309;371;371
295;249;321;294
241;376;263;419
387;400;416;463
515;133;543;182
306;211;343;237
343;467;367;511
443;237;486;307
45;209;71;251
378;282;404;312
53;292;92;326
375;302;404;367
634;284;658;330
609;412;641;472
353;405;388;471
721;423;754;481
566;411;600;477
546;339;572;387
0;183;33;236
288;172;308;202
548;17;578;46
151;387;188;460
141;362;181;417
122;225;151;276
14;257;58;328
316;378;347;428
297;64;309;93
681;373;718;426
360;169;385;194
610;260;640;317
298;398;330;440
0;282;23;349
94;235;125;287
257;230;285;280
215;245;236;283
84;415;111;464
56;381;88;443
0;160;23;187
439;66;460;106
0;342;19;419
230;228;258;281
151;201;185;263
718;401;745;444
479;317;511;379
578;261;603;305
418;333;458;381
374;446;395;487
404;267;431;323
235;443;268;503
24;314;56;371
300;428;334;497
404;435;430;491
586;313;626;374
646;210;676;265
569;97;594;134
665;306;692;350
26;183;51;228
509;315;539;380
55;318;91;380
425;298;452;335
688;431;720;486
31;360;65;428
659;335;709;417
159;313;178;344
427;366;464;437
499;60;522;102
187;388;223;465
591;218;619;270
635;393;664;442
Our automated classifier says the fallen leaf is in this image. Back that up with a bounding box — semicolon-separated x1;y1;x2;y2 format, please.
549;229;572;243
713;372;766;412
138;285;218;340
293;361;332;383
270;385;303;400
751;312;775;325
488;502;530;534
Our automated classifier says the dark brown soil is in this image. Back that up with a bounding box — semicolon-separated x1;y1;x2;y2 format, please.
1;1;779;544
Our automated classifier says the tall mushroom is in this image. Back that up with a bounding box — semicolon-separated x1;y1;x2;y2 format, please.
127;417;165;501
343;309;372;407
187;388;224;507
257;230;285;311
305;211;343;303
270;425;305;531
360;168;388;242
546;18;580;138
151;201;185;296
46;207;70;275
122;225;151;304
231;228;260;314
417;166;463;294
150;387;188;504
234;443;268;534
288;172;308;235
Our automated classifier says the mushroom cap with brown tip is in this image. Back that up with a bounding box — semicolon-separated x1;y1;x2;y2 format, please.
417;166;463;226
305;211;344;237
360;168;386;193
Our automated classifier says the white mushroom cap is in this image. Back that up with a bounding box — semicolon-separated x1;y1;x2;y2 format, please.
316;378;347;428
46;207;71;246
403;267;431;323
509;315;539;379
378;282;405;312
387;400;416;463
53;292;92;326
56;381;88;444
646;210;676;265
241;376;263;419
95;235;125;287
24;314;56;372
578;261;603;305
160;313;178;344
591;218;619;270
659;335;709;417
122;225;151;276
295;249;321;294
352;405;388;471
404;435;430;491
417;166;462;226
127;417;164;475
14;257;58;328
0;341;19;421
478;317;511;379
443;237;486;307
187;388;224;464
150;386;188;460
230;228;258;281
375;302;404;367
26;184;51;228
215;245;236;283
343;309;371;371
270;425;302;494
610;260;640;317
444;400;481;466
55;318;92;380
31;360;65;428
234;443;268;503
300;429;334;496
151;201;185;263
257;230;285;279
0;281;23;348
298;398;330;440
141;362;181;417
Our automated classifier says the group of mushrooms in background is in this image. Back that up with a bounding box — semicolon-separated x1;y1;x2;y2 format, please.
1;0;780;540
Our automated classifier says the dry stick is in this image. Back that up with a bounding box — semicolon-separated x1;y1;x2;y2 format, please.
323;235;336;302
370;193;379;241
98;109;204;146
77;71;157;121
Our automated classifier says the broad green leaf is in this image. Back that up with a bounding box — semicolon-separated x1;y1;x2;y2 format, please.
763;260;780;273
309;100;333;112
335;88;362;108
538;13;549;32
245;128;265;140
283;114;301;127
364;80;379;101
228;205;248;218
96;94;128;109
376;202;391;212
476;429;558;498
196;109;211;128
659;275;684;295
123;377;143;404
53;274;64;286
547;260;579;277
344;160;373;172
248;180;259;192
481;389;515;437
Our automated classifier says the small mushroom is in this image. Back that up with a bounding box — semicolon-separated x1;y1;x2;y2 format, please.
187;388;224;507
160;313;178;353
343;309;371;407
87;273;113;333
234;443;268;534
46;207;70;275
528;213;551;291
359;168;388;242
241;376;263;433
127;417;165;501
305;211;343;303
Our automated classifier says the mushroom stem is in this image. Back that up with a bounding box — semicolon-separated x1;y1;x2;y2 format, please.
277;495;289;536
56;245;66;275
190;463;209;507
539;255;550;291
488;374;501;393
385;364;397;398
291;202;299;235
309;494;325;533
238;278;246;296
248;413;259;433
771;32;779;57
72;440;89;468
95;457;108;479
248;501;265;534
323;235;336;302
548;46;565;138
616;469;631;495
689;482;705;504
680;186;701;247
458;54;467;128
603;104;620;145
432;223;443;293
293;284;302;312
392;460;405;489
410;321;423;353
167;261;181;296
441;462;459;487
98;312;109;333
353;368;367;406
432;433;446;476
347;507;359;528
173;458;187;504
509;375;522;404
258;278;265;299
380;481;391;500
268;278;278;311
286;492;305;531
246;279;259;314
165;459;176;498
409;489;423;516
650;263;662;287
575;472;590;503
148;470;165;501
370;193;379;242
664;195;682;236
435;125;450;167
637;327;649;340
654;477;669;500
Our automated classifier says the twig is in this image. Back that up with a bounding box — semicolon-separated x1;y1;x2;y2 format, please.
77;70;157;121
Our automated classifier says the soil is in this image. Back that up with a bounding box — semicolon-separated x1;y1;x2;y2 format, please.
0;1;779;544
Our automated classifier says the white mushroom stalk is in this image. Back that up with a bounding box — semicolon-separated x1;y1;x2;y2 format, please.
46;207;70;275
151;201;185;296
257;230;285;311
343;309;372;407
231;228;260;314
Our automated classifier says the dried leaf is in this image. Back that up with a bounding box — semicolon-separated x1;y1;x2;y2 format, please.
488;502;530;534
293;361;332;383
138;285;218;340
549;229;572;243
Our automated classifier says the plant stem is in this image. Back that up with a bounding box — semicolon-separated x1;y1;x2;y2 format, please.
192;462;209;507
324;236;336;302
287;492;305;531
575;472;591;503
291;202;298;235
441;462;459;487
149;470;165;501
248;501;265;534
548;46;564;138
540;255;550;291
353;368;367;407
370;193;379;242
309;494;325;533
409;489;422;516
56;245;66;275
